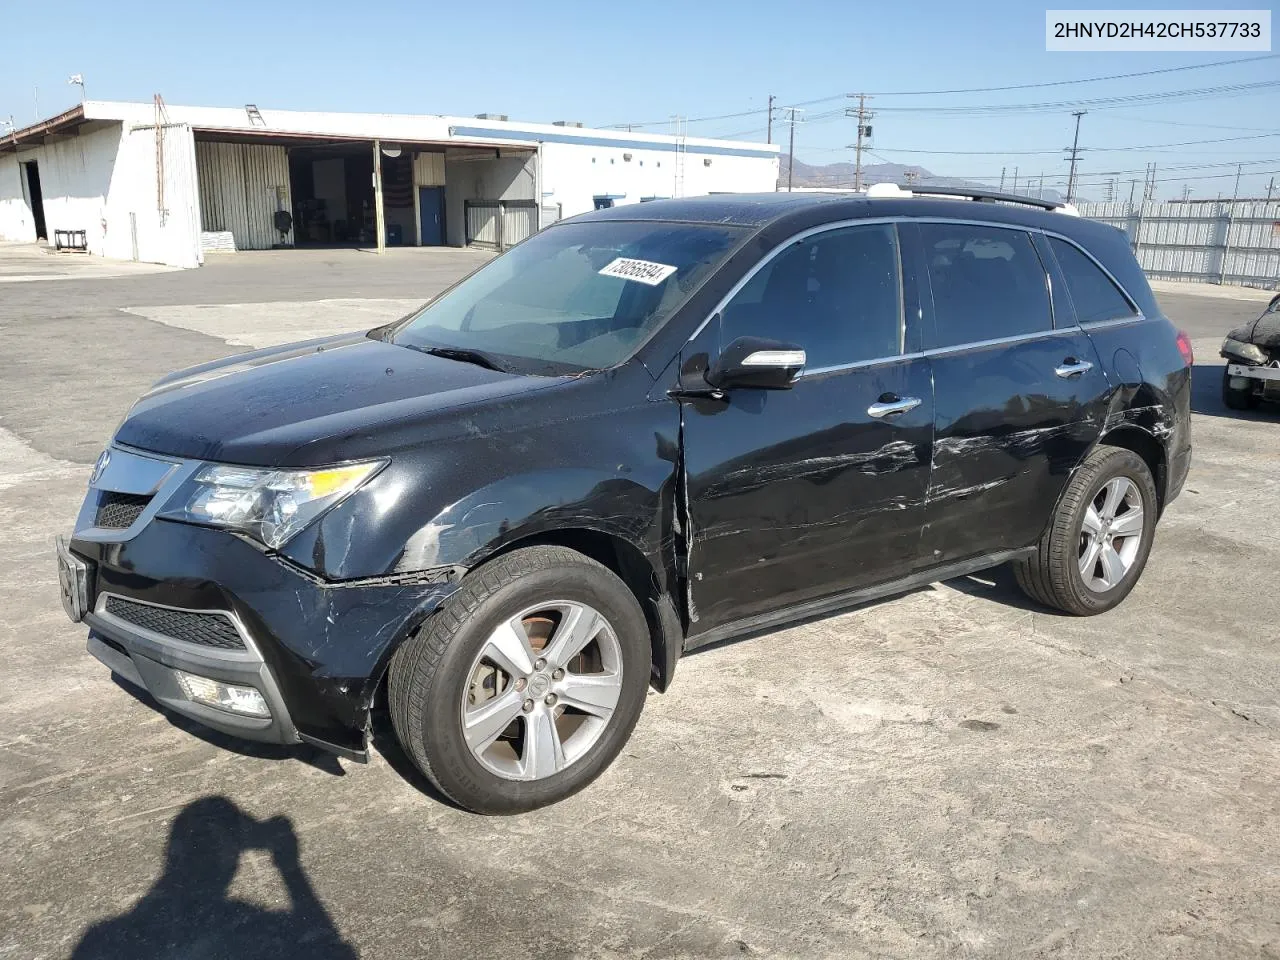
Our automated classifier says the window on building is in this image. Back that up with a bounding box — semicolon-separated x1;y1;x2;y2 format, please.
1049;237;1138;325
920;223;1051;347
721;223;903;367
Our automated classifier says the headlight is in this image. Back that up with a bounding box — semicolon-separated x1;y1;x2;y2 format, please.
1221;338;1268;365
162;460;386;548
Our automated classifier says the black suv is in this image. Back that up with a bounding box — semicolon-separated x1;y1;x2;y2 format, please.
57;188;1192;814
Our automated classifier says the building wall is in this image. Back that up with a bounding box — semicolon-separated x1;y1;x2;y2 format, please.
443;151;536;246
0;156;37;242
539;140;779;220
412;151;445;187
116;124;203;268
0;121;202;267
195;140;293;250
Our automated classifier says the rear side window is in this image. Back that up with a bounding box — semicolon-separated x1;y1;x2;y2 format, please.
1049;237;1138;325
920;223;1052;348
722;223;903;366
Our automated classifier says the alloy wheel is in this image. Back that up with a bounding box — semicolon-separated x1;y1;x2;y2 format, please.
1078;476;1144;592
460;600;624;781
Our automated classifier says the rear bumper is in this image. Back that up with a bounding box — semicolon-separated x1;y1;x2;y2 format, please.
1167;438;1191;505
61;520;460;758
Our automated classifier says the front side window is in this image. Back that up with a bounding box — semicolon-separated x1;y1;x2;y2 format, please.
1049;237;1138;325
721;223;903;367
392;220;746;373
921;223;1052;348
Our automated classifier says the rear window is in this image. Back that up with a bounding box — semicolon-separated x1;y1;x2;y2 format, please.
1049;237;1138;325
392;220;746;373
920;223;1052;348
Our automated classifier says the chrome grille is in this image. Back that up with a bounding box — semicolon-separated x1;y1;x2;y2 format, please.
103;597;246;651
95;492;152;529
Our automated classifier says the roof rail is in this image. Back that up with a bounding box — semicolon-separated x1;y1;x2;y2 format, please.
866;182;1076;214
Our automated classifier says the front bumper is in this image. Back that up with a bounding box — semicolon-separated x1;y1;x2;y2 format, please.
59;518;458;759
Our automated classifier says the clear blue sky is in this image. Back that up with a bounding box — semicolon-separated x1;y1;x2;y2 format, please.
3;0;1277;199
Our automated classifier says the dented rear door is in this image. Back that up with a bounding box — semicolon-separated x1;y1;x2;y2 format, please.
910;220;1109;565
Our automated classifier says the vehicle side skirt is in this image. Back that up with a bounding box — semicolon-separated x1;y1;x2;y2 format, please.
683;546;1036;652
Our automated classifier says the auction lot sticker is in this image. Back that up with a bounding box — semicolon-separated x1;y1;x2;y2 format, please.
598;258;679;285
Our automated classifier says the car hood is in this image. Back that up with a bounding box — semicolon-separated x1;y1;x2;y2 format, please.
115;333;554;466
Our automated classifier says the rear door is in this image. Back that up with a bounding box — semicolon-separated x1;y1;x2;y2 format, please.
910;220;1109;565
681;222;935;633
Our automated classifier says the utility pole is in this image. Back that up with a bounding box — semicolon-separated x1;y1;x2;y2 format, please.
766;94;776;145
783;107;803;192
1038;172;1045;198
999;167;1006;191
1268;177;1275;201
1232;163;1243;202
845;94;874;191
1128;179;1137;206
1011;167;1018;193
1181;184;1192;201
1065;110;1087;202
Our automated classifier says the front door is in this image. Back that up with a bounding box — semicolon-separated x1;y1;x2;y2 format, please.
909;220;1110;564
419;186;444;245
681;222;934;634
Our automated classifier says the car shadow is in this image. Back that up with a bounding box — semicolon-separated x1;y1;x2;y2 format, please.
1190;362;1278;421
110;676;345;777
70;796;357;960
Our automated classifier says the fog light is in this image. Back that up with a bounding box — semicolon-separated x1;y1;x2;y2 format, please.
175;671;270;718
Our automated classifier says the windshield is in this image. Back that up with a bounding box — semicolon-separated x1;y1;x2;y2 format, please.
391;220;747;373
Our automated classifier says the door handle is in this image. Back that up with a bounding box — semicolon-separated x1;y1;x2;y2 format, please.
1055;358;1094;379
867;396;923;419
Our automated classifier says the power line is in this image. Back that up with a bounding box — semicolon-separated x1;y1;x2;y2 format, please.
603;54;1277;130
871;80;1280;115
869;131;1280;157
860;54;1276;96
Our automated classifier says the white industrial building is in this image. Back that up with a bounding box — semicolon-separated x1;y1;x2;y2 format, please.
0;101;780;269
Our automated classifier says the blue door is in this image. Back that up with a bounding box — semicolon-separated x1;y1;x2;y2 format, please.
419;187;444;245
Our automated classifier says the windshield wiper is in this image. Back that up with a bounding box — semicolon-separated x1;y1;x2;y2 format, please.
420;346;509;373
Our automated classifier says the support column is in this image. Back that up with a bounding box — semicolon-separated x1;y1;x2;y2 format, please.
373;139;386;254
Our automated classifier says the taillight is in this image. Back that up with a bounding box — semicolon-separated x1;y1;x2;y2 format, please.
1175;330;1194;367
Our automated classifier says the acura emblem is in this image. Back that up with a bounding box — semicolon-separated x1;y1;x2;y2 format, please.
89;449;111;488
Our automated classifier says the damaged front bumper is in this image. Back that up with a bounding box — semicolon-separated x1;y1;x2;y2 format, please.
57;521;459;760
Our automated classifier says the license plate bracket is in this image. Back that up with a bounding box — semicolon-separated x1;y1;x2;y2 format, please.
56;536;92;623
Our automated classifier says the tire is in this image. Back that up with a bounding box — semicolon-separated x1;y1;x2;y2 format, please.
1222;367;1259;411
387;545;650;814
1013;446;1158;616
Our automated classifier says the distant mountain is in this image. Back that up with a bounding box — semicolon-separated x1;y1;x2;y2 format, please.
779;157;1068;203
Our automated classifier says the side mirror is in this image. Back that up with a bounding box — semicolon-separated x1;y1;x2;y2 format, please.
706;336;806;391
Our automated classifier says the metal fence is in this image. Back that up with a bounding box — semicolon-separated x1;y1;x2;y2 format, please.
1075;200;1280;290
463;199;538;250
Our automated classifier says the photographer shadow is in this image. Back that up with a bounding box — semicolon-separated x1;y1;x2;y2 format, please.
72;796;357;960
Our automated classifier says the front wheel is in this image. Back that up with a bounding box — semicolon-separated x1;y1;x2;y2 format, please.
1013;446;1158;615
1222;367;1259;411
388;545;650;814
